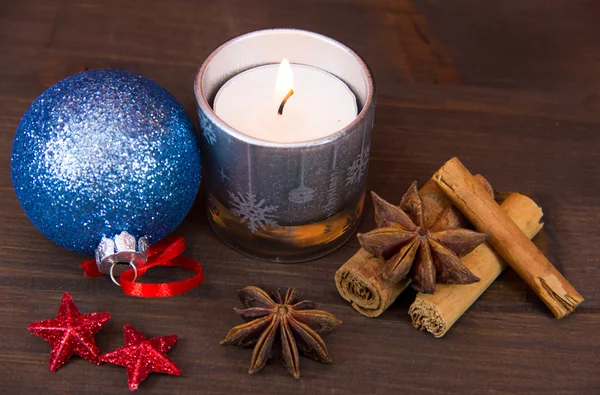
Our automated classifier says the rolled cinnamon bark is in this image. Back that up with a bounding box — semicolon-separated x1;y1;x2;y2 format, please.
335;249;411;317
433;158;583;318
335;179;474;317
409;193;544;337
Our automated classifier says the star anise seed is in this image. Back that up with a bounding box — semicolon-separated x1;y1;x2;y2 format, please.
221;286;341;379
357;182;488;293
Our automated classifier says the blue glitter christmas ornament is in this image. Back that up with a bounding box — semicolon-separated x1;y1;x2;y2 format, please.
11;69;201;256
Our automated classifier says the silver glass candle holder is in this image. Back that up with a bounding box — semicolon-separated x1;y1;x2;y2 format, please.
194;28;375;262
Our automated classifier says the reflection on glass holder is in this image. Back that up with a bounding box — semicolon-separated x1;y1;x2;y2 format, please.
207;192;365;262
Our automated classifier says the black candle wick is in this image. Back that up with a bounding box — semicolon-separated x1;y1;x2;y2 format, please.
278;89;295;115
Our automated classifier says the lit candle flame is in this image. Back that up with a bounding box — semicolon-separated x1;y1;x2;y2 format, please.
275;58;294;99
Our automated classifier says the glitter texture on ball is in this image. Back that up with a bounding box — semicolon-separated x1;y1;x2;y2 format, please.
11;69;201;255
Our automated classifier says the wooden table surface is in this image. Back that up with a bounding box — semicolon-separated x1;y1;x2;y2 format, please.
1;1;599;394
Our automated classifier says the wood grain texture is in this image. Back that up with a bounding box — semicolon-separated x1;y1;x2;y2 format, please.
1;1;599;394
416;0;600;95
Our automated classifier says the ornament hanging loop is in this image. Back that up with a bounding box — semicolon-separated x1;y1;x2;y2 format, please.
110;262;138;287
84;235;204;297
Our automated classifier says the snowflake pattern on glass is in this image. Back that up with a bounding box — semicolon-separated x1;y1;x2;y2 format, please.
228;190;279;233
345;145;370;186
199;113;217;146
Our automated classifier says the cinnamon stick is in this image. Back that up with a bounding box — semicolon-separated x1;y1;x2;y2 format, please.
410;193;544;337
433;157;583;318
335;179;475;317
335;249;411;317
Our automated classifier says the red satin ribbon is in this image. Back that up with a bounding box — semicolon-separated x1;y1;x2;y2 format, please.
81;235;203;298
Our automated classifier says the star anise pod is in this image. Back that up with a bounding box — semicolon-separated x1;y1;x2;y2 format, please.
221;286;341;379
358;182;489;293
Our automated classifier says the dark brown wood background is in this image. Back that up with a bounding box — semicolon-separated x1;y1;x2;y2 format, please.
1;1;599;394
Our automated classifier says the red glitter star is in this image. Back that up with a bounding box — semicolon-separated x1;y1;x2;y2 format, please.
101;325;180;391
27;292;111;372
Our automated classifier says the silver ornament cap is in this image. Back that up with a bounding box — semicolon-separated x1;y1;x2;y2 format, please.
95;231;149;275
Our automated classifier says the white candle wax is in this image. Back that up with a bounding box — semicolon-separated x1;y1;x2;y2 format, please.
214;63;358;143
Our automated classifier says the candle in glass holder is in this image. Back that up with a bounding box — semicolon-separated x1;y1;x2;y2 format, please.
214;59;358;143
195;29;375;263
